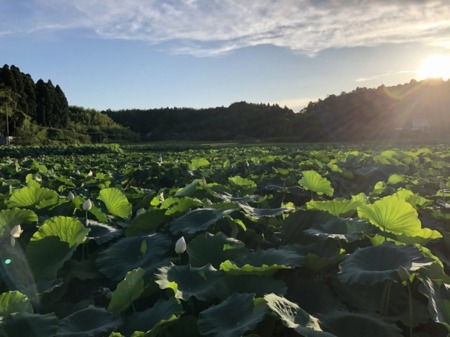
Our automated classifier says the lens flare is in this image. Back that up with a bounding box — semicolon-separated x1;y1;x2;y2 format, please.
417;55;450;81
4;259;11;265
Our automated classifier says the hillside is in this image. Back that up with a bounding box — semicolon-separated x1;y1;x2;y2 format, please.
106;78;450;142
0;64;138;145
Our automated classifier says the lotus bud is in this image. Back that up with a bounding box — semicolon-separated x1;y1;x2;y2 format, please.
87;170;93;177
175;236;187;254
136;208;146;217
398;266;410;282
10;225;23;247
83;199;93;211
67;191;75;201
10;225;23;239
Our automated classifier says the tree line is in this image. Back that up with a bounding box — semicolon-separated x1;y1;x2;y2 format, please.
106;78;450;143
0;64;138;144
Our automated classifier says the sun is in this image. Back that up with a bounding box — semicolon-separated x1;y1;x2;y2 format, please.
417;55;450;81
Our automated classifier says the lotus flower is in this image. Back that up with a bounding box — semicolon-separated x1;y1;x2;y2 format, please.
67;191;75;201
175;236;187;254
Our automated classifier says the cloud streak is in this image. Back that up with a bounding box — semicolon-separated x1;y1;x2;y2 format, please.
4;0;450;56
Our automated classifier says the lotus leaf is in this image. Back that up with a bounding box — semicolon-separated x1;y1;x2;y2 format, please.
306;199;362;217
96;233;171;281
0;291;33;316
338;242;434;285
264;293;335;337
186;232;247;268
155;264;222;301
98;187;132;219
57;305;121;336
357;195;423;237
318;310;403;337
108;268;145;314
304;217;372;242
169;208;227;235
0;208;38;235
123;297;183;335
8;186;59;209
419;276;450;331
0;312;58;337
197;293;267;337
125;209;167;236
298;170;334;197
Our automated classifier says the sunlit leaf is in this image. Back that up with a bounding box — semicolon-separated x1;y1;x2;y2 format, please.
264;293;335;337
299;170;334;197
98;187;132;219
0;291;33;316
357;195;422;236
155;264;222;301
108;268;145;314
8;186;59;209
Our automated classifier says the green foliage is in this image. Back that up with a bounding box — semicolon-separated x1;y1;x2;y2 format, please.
0;143;448;336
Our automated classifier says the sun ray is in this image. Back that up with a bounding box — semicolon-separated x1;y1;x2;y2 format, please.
417;55;450;80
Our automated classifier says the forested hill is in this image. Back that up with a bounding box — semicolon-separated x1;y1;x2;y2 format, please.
107;78;450;142
0;64;138;144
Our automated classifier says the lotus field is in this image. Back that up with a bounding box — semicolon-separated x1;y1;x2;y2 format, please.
1;143;450;337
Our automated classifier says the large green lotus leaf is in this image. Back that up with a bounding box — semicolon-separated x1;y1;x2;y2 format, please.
318;310;403;337
86;220;122;245
396;228;443;245
108;268;145;314
387;173;405;185
0;291;33;316
304;217;373;242
8;186;59;209
215;275;287;300
228;176;257;194
306;199;361;217
96;233;171;281
57;305;121;337
298;170;334;197
264;293;335;337
0;312;58;337
175;180;200;197
338;242;434;285
197;293;267;337
155;264;223;301
284;242;344;271
186;232;247;268
26;217;89;283
125;209;168;236
238;203;291;219
123;297;183;335
169;208;227;235
98;188;132;219
164;197;203;217
418;276;450;331
0;208;38;235
357;195;422;236
31;216;89;248
189;158;210;170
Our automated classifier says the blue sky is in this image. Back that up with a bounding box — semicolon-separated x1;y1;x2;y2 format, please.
1;0;450;112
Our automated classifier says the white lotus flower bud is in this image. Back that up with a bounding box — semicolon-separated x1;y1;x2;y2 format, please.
136;208;146;217
87;170;93;177
10;225;23;247
10;225;23;238
83;199;93;211
175;236;187;254
67;191;75;201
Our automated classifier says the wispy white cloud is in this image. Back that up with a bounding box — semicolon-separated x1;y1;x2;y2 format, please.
3;0;450;56
356;70;417;83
